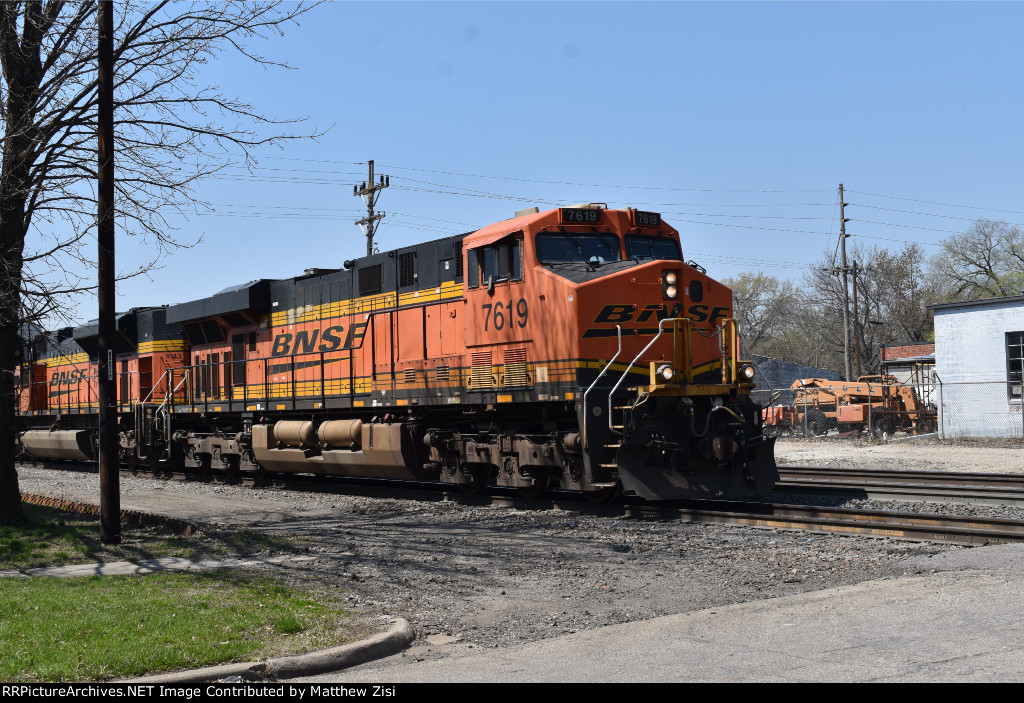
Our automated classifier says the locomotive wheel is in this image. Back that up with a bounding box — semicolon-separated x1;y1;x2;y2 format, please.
583;483;620;504
224;458;241;479
460;466;489;495
517;472;550;500
188;452;211;477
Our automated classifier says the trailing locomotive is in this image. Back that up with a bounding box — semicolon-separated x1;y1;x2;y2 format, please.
15;204;777;500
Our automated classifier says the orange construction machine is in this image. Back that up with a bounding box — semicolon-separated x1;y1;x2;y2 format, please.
764;375;936;438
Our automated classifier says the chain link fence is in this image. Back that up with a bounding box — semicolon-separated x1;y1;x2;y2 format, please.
751;364;1024;441
752;381;935;440
934;379;1024;440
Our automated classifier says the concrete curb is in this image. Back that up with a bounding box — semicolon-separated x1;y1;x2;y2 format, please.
123;618;415;683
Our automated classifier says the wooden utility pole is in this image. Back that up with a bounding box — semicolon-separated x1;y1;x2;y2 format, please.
97;0;120;544
354;160;389;256
852;260;861;378
839;184;852;382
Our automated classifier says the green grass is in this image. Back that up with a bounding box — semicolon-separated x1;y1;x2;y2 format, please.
0;504;373;682
0;571;362;682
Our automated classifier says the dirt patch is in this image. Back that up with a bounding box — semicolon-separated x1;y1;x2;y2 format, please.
775;437;1024;473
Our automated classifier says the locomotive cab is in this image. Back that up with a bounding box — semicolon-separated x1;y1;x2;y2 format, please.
456;204;777;499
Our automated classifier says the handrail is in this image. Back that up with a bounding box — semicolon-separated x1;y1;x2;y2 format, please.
609;317;682;433
581;325;622;449
136;368;170;406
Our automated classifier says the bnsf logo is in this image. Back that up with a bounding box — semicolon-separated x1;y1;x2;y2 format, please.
271;322;367;357
594;303;731;325
50;369;87;386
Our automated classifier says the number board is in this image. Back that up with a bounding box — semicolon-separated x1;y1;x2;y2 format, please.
559;208;603;225
632;210;662;228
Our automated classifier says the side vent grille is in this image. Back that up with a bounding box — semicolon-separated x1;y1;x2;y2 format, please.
436;366;450;381
404;369;417;384
470;351;493;389
503;348;529;387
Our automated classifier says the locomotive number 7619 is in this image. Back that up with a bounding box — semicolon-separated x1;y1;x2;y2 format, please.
482;299;528;331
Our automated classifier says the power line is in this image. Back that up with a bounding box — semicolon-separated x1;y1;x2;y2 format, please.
847;189;1024;216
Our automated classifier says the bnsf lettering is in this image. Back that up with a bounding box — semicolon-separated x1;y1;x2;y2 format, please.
344;322;368;348
50;369;86;386
687;305;730;325
594;303;722;324
593;305;634;324
272;333;293;356
293;329;320;354
636;303;683;323
271;324;362;357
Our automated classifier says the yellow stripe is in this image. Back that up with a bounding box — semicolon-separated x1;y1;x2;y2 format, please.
270;280;464;327
42;340;190;362
138;340;189;353
43;353;90;365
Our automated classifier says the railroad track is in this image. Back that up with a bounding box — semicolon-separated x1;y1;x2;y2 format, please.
19;459;1024;546
625;499;1024;546
777;465;1024;506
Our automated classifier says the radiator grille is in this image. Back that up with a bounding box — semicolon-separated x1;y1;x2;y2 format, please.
503;348;529;387
471;351;493;389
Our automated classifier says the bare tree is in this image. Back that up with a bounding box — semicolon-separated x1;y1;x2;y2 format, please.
801;243;937;378
1;1;318;525
931;219;1024;301
723;272;800;359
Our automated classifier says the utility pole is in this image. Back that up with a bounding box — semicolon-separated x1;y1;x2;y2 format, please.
852;260;861;378
839;184;852;382
97;0;120;544
354;160;389;257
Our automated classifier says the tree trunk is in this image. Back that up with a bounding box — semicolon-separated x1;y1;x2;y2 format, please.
0;216;26;526
0;133;31;527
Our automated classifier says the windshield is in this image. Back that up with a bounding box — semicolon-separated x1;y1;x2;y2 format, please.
536;233;622;264
626;235;682;261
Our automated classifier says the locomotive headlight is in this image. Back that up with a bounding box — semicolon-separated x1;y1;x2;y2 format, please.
657;364;675;382
663;270;680;300
739;364;755;381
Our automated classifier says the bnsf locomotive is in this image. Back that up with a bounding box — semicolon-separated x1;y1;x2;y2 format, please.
16;204;777;500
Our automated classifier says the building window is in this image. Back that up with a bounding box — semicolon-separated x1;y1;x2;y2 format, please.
1008;331;1024;401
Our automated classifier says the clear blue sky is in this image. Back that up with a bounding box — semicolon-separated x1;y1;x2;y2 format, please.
108;1;1024;315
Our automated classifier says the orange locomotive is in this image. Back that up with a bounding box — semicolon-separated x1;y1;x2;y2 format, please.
16;204;777;500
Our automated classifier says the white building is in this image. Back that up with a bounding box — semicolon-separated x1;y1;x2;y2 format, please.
932;295;1024;439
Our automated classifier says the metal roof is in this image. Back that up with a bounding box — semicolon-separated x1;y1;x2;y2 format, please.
930;294;1024;312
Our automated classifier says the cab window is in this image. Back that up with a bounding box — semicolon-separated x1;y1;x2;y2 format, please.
536;233;621;264
626;235;682;261
470;236;522;288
